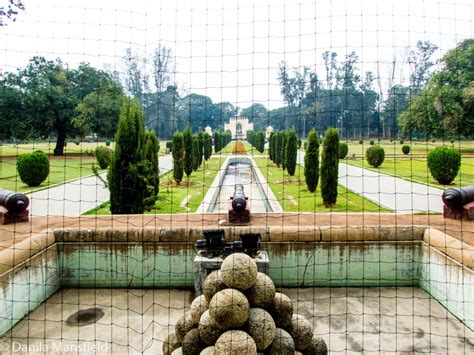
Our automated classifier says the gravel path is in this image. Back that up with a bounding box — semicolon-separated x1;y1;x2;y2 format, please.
28;155;173;217
297;151;443;213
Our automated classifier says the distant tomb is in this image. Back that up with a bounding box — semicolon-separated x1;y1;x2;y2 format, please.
224;116;253;140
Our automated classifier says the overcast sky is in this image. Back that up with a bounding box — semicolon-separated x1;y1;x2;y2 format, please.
1;0;472;109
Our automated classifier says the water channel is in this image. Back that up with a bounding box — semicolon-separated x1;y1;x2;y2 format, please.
207;158;273;213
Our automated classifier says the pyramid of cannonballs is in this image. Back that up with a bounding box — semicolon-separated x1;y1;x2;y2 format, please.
164;253;328;355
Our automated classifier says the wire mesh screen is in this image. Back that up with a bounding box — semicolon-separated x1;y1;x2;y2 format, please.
0;0;473;353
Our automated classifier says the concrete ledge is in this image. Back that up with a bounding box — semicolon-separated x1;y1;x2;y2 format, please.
424;228;474;269
0;229;55;275
321;225;426;242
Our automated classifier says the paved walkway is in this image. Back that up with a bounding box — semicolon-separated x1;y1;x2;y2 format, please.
297;151;444;213
28;155;173;217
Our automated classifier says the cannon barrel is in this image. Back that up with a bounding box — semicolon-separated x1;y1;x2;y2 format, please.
231;184;247;212
0;188;30;214
442;186;474;209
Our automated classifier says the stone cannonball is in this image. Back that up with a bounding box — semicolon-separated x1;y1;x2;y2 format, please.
214;330;257;354
244;308;276;351
270;293;293;329
220;253;258;290
190;294;209;324
209;289;250;329
265;328;295;355
175;312;197;342
163;332;181;355
245;272;275;310
204;270;227;302
182;328;205;355
199;310;224;345
303;336;328;355
289;314;314;352
200;346;215;355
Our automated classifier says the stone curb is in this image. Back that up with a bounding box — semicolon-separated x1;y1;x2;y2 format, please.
423;228;474;269
0;229;55;275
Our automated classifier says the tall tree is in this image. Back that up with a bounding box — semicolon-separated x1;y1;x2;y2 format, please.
408;40;438;93
285;129;298;177
73;82;125;138
123;48;149;107
203;132;212;161
320;128;340;207
399;39;473;138
108;98;147;214
18;57;77;155
143;130;160;210
183;125;194;177
304;129;320;192
172;131;184;185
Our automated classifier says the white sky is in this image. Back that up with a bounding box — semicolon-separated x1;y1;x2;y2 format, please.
0;0;472;109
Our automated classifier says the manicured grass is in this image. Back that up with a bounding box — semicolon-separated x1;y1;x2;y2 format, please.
346;156;474;188
254;157;390;212
0;140;169;157
86;156;224;215
341;139;474;157
0;157;103;193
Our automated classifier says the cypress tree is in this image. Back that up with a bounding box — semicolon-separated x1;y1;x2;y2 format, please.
304;129;319;193
197;131;204;167
203;132;212;160
183;125;194;177
172;131;184;185
269;132;275;161
143;130;160;210
320;128;340;207
256;131;265;153
192;136;200;171
286;129;298;176
281;131;288;170
213;131;220;153
108;98;147;214
274;132;283;167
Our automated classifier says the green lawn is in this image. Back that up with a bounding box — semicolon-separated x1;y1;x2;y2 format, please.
341;139;474;156
0;140;169;157
86;156;224;215
254;158;390;212
0;157;103;193
346;156;474;188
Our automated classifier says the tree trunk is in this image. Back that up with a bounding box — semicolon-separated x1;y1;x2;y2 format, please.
54;129;67;156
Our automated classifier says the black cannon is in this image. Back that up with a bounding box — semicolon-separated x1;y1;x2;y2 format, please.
0;188;30;224
229;184;250;223
194;229;261;257
442;186;474;209
442;186;474;220
231;184;247;212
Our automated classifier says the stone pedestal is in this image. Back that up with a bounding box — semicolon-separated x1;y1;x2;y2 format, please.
228;203;251;224
443;202;474;220
0;208;29;225
193;250;269;296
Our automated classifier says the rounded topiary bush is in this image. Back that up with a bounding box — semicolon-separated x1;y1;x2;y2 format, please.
358;139;363;144
399;139;404;145
95;146;113;169
338;142;348;159
427;146;461;185
369;140;375;145
17;151;50;187
105;140;111;147
366;146;385;168
402;145;411;155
